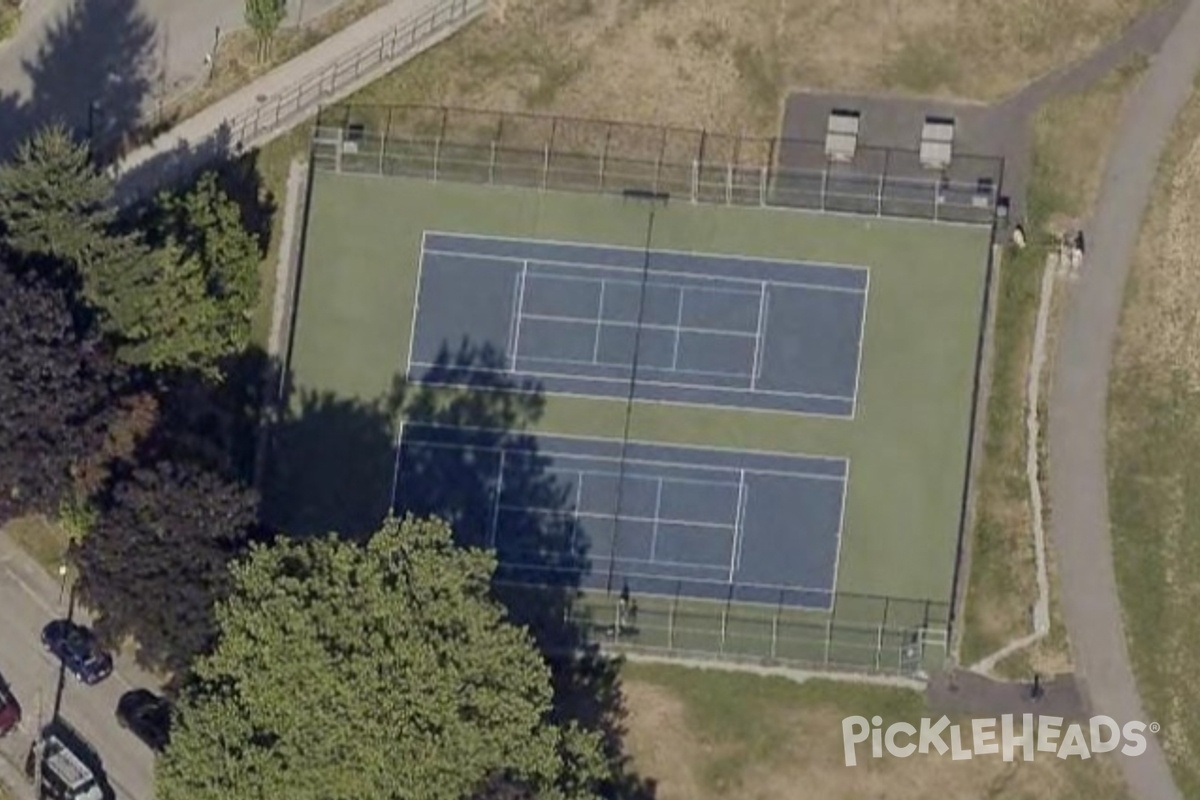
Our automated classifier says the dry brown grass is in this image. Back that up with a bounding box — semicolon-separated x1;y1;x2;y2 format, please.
1108;85;1200;798
959;59;1145;675
352;0;1158;136
621;664;1130;800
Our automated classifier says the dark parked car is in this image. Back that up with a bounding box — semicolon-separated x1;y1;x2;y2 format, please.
115;690;170;752
41;620;113;685
0;677;20;737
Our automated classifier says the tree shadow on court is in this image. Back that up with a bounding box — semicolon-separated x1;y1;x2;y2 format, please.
261;338;656;798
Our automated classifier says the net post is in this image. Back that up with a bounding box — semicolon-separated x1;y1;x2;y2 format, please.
669;580;680;650
545;117;558;191
877;147;887;216
489;140;497;184
653;126;667;194
771;589;782;660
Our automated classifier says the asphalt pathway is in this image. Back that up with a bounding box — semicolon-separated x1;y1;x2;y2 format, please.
1048;1;1200;798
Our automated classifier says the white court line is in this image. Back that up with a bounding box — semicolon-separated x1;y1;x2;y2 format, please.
516;350;752;381
541;464;740;489
517;264;764;303
408;370;856;419
505;504;737;533
399;423;850;476
750;281;768;389
729;469;747;581
424;229;872;278
649;478;664;560
510;260;529;369
849;268;871;421
488;449;506;549
404;233;430;374
570;469;585;554
519;311;758;340
422;246;867;296
592;279;606;363
388;421;406;513
505;265;522;360
670;290;685;371
407;359;853;403
828;459;851;599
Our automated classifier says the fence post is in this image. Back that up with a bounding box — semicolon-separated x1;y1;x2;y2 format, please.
542;143;550;191
599;124;611;191
720;606;728;652
690;159;699;202
669;584;679;650
433;136;441;181
725;163;733;205
875;623;885;672
823;617;833;665
770;607;779;660
759;166;768;206
334;126;343;173
820;165;828;212
489;140;497;184
933;177;941;222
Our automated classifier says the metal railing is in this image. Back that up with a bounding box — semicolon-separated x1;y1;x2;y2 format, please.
311;104;1005;225
225;0;486;152
497;580;951;677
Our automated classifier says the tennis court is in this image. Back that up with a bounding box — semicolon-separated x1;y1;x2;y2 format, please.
407;232;869;417
392;423;847;609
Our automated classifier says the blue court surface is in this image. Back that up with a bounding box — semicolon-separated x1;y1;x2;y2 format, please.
390;423;847;609
406;233;869;417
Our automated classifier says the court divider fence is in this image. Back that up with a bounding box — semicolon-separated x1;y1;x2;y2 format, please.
496;579;951;677
310;104;1004;225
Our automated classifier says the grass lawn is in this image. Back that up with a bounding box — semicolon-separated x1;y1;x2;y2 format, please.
1109;84;1200;798
4;514;69;577
619;661;1130;800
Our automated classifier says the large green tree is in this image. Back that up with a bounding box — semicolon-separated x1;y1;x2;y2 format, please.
245;0;286;62
157;517;607;800
82;173;261;377
0;265;123;519
0;126;113;269
75;459;258;671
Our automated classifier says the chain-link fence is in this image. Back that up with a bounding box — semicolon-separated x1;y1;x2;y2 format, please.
312;104;1004;225
498;580;951;677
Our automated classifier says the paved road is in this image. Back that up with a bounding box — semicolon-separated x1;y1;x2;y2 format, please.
0;532;160;800
1048;0;1200;798
0;0;348;155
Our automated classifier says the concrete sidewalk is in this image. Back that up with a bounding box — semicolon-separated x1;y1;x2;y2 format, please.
114;0;484;199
